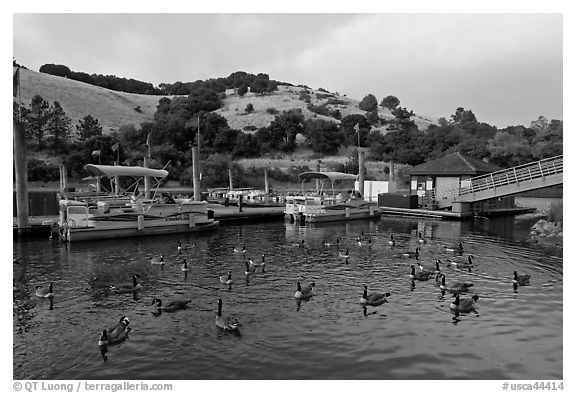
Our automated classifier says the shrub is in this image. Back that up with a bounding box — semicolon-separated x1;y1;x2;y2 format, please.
245;103;254;114
548;200;563;224
307;103;330;116
266;107;279;115
316;93;336;100
327;98;346;105
27;158;60;182
330;109;342;120
134;106;142;113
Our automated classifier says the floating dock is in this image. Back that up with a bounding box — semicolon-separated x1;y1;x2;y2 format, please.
12;203;537;238
378;206;536;220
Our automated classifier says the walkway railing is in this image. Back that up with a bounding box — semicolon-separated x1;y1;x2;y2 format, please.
435;155;563;203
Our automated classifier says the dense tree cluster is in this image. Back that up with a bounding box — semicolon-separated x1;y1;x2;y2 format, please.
39;65;287;97
39;64;160;95
365;109;561;167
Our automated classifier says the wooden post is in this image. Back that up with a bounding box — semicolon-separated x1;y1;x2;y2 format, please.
13;119;30;232
144;156;151;199
59;164;68;195
229;168;233;191
358;149;365;198
192;144;201;201
114;161;120;196
264;168;269;194
316;160;321;194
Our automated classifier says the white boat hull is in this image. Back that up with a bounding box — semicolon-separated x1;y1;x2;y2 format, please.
65;220;219;241
304;207;381;223
59;200;219;242
285;196;380;223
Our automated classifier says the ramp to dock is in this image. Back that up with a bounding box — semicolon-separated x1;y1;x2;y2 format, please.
434;155;563;208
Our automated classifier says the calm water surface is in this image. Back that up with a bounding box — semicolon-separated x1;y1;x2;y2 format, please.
13;214;562;380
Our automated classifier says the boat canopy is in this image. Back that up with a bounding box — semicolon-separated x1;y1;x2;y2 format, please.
298;172;358;182
84;164;168;178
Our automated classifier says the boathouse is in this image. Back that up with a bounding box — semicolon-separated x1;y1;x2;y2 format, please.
407;152;515;211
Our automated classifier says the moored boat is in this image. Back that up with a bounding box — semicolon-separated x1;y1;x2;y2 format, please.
57;165;218;242
284;171;380;223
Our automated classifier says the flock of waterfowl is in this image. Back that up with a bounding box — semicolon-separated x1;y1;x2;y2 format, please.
285;230;530;317
28;230;531;361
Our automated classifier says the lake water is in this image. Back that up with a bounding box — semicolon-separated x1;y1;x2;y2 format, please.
13;212;562;380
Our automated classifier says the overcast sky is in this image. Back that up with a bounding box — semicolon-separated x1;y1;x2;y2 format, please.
12;12;563;128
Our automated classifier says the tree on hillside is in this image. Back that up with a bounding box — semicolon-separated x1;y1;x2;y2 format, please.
531;119;562;159
422;125;463;159
380;95;400;110
366;109;380;125
237;84;249;97
391;106;416;131
450;107;477;124
199;112;232;152
76;115;103;142
245;103;254;114
267;109;305;152
529;115;549;133
39;64;71;78
117;123;150;165
358;94;378;112
188;154;244;188
82;134;118;165
26;95;51;150
154;97;194;149
250;73;271;95
46;101;72;149
187;86;222;113
213;128;240;154
233;133;260;158
304;119;344;155
487;131;533;167
369;128;426;166
340;114;370;147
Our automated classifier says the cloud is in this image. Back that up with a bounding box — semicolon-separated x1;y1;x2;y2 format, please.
13;13;562;127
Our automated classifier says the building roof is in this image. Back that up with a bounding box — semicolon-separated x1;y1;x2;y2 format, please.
408;152;502;176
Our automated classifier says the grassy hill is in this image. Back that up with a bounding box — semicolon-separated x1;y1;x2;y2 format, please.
16;68;436;135
16;68;163;134
15;68;429;187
